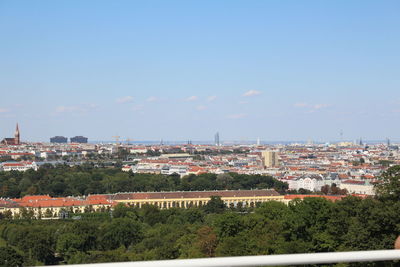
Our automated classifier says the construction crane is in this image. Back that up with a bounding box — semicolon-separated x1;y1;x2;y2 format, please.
112;136;121;145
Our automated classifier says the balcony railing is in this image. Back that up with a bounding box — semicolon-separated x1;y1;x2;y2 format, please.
63;250;400;267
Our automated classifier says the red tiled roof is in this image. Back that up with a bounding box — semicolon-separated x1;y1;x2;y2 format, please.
19;195;52;202
284;194;344;201
3;163;24;167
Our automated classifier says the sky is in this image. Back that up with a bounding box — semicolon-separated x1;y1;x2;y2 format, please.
0;0;399;142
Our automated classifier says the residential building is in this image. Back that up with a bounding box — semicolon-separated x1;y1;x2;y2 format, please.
1;161;38;172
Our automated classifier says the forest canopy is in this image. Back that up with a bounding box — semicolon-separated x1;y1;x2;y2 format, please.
0;195;399;266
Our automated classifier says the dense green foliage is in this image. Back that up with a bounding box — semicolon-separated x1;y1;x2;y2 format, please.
0;196;399;266
0;165;287;198
375;165;400;201
1;166;400;266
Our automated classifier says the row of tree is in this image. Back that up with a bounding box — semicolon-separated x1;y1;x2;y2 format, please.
0;165;288;198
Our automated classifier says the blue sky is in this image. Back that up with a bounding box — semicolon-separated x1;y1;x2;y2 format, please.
0;0;399;142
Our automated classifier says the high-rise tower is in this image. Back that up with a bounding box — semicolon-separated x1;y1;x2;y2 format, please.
14;123;20;145
214;132;220;146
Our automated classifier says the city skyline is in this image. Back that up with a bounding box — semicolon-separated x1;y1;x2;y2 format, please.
2;121;398;145
1;1;400;141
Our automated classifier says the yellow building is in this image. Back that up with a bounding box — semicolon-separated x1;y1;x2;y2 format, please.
111;190;283;209
0;190;284;219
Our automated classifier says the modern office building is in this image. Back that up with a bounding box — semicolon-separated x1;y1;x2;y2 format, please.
70;136;88;143
215;132;220;146
50;136;68;143
262;150;279;168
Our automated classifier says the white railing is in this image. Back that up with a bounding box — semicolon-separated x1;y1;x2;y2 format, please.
63;250;400;267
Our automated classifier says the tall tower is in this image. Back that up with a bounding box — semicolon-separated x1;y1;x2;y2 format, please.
214;132;220;146
14;123;20;145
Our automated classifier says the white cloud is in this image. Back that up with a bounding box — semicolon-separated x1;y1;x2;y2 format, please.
196;105;207;111
294;102;332;112
243;90;261;97
55;104;97;114
228;113;247;119
186;96;198;101
56;106;82;113
116;96;134;103
147;96;158;102
0;108;9;113
207;95;217;102
313;103;331;110
294;102;308;108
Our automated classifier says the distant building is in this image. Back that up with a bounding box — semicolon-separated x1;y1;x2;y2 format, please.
262;150;279;168
340;180;375;195
1;123;20;145
70;136;88;143
1;161;38;172
111;189;282;208
50;136;68;143
286;175;325;192
215;132;220;146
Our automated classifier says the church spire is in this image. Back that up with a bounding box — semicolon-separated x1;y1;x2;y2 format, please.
15;123;20;145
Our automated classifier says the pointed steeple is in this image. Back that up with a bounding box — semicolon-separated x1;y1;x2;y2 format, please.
14;123;20;145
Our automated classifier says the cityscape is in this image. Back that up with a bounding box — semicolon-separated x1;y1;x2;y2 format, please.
0;122;398;214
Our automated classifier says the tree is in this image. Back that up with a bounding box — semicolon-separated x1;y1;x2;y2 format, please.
288;197;335;252
255;201;289;221
0;247;23;266
3;210;13;219
67;221;98;251
216;234;250;257
100;218;143;250
22;229;57;265
213;212;244;238
112;203;139;219
19;207;35;220
203;196;226;214
298;188;313;194
375;165;400;200
195;226;218;257
141;204;164;226
216;174;233;189
44;208;53;218
56;233;86;260
321;185;330;195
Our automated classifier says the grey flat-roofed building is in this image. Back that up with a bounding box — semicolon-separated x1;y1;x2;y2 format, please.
70;136;88;143
50;136;68;143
